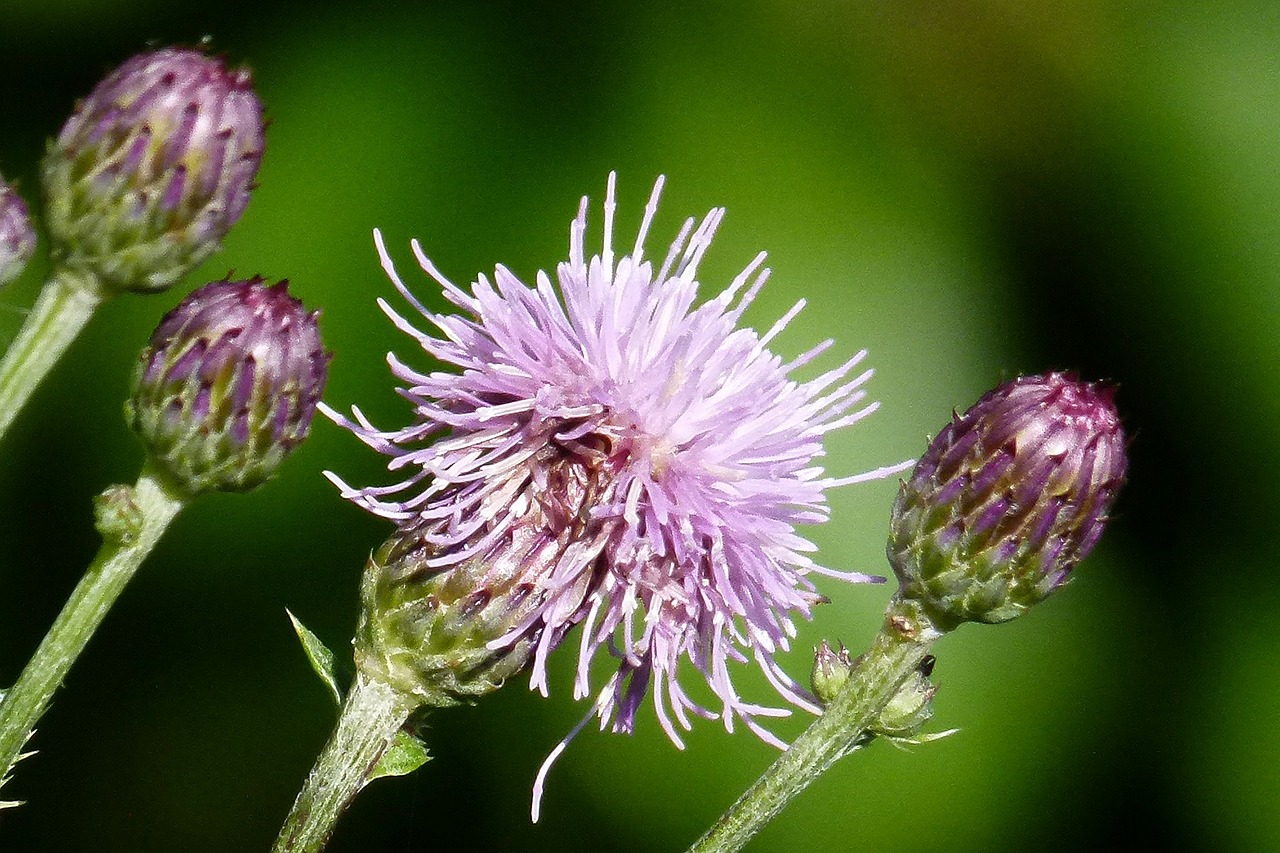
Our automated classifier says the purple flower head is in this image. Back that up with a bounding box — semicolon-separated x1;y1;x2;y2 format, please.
888;372;1128;628
0;176;36;287
324;175;907;816
43;47;265;294
128;276;329;495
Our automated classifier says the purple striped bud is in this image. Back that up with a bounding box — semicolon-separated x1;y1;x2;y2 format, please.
42;48;265;294
126;277;328;495
888;373;1127;628
0;177;36;287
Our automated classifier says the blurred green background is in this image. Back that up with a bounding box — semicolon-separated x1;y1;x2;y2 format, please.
1;1;1276;850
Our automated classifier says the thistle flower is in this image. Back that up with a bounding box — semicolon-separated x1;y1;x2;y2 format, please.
324;174;907;808
42;47;265;294
127;276;329;495
888;372;1127;628
0;176;37;287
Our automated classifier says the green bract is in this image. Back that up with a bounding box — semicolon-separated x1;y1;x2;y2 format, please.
355;529;548;708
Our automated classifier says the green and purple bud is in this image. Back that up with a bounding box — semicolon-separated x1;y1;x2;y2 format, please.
42;48;265;294
350;443;615;709
888;372;1127;629
125;277;328;496
354;532;544;709
0;177;36;287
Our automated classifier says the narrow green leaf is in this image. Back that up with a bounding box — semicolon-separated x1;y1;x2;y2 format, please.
367;731;431;783
286;610;343;707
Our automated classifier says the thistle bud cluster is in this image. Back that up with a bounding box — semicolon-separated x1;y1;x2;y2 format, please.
888;372;1127;629
125;277;328;495
0;43;344;841
0;177;36;288
42;47;265;294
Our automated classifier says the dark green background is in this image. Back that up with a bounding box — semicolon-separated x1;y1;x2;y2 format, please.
1;2;1275;850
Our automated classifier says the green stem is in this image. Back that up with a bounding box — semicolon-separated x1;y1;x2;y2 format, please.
273;674;418;853
0;462;186;799
0;268;104;442
688;597;943;853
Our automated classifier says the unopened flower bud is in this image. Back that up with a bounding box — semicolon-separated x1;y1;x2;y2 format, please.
813;645;944;747
811;640;856;706
93;483;143;546
42;48;265;294
888;373;1127;629
870;655;938;741
125;277;328;495
0;177;36;287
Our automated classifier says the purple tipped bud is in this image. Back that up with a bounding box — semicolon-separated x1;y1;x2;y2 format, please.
42;48;265;294
888;373;1127;628
0;177;36;287
126;277;328;495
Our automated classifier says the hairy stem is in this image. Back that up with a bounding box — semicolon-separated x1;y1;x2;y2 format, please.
273;674;418;853
0;268;103;442
0;463;186;801
688;597;942;853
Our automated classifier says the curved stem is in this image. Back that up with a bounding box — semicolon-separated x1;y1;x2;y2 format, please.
688;597;942;853
0;267;103;443
0;462;186;803
273;674;418;853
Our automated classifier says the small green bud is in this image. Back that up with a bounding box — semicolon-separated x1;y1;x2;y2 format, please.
93;484;143;545
42;48;265;294
888;373;1127;629
870;654;938;741
814;645;948;750
126;277;329;495
811;640;856;706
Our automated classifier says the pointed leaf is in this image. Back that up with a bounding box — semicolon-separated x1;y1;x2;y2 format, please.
287;610;342;706
367;731;431;783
